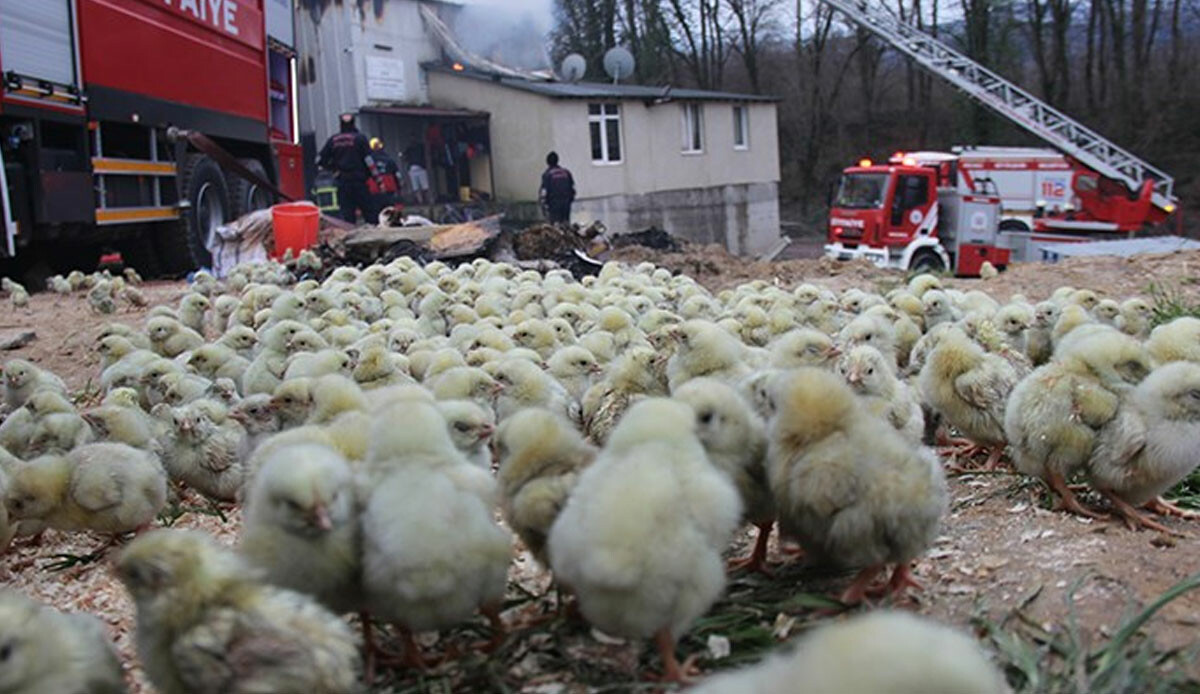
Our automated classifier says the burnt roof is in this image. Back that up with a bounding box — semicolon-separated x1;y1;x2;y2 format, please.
427;65;778;103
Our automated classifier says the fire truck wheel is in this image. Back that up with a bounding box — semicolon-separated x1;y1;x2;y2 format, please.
909;249;945;273
230;158;274;219
158;154;230;274
999;219;1030;232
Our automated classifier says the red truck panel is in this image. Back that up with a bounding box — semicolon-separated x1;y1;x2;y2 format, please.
78;0;266;123
956;244;1010;276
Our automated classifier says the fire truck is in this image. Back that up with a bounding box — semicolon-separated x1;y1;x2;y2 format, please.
819;0;1179;276
0;0;303;277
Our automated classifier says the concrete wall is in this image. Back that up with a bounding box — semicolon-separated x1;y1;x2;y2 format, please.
428;71;782;255
296;1;450;144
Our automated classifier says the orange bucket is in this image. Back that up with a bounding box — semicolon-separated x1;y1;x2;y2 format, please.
271;202;320;259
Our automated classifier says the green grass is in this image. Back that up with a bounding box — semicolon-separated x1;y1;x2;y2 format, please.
976;571;1200;693
1148;282;1200;328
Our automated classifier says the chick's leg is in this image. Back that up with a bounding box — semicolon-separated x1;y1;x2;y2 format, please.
478;603;506;652
1098;490;1175;534
884;562;924;596
648;628;701;684
1046;472;1105;519
839;564;885;605
727;521;775;576
1145;497;1200;519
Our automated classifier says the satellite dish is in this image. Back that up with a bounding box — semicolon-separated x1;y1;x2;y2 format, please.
603;47;635;84
560;53;586;83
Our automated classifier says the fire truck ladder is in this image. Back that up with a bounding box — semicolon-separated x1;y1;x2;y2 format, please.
818;0;1177;212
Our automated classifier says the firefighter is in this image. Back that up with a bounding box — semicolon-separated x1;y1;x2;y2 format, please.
539;151;576;224
366;137;401;222
317;113;372;223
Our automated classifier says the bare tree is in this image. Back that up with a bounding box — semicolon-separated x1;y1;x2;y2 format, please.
726;0;783;93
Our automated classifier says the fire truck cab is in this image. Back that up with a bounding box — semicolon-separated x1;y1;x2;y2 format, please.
824;147;1175;276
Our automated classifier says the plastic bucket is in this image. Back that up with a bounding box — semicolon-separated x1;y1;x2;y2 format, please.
271;202;320;259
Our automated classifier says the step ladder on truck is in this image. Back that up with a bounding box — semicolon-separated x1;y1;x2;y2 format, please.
818;0;1179;276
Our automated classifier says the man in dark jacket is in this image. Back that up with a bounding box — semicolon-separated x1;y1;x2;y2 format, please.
318;113;372;223
366;137;401;221
539;151;575;224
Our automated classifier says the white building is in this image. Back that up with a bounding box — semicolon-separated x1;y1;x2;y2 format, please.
295;0;782;255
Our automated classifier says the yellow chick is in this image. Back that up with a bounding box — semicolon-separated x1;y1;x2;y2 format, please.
691;610;1005;694
1088;361;1200;532
492;357;576;423
217;324;258;357
116;529;360;694
768;328;839;370
673;378;776;574
840;345;924;444
921;289;959;329
908;273;943;299
351;345;411;390
146;316;205;358
1146;316;1200;365
5;442;167;536
838;313;899;369
666;320;751;392
1051;303;1094;347
159;405;249;501
82;403;162;451
767;369;946;604
495;408;596;564
270;378;314;428
3;359;67;410
0;590;126;694
1006;326;1151;517
360;402;511;666
547;398;742;682
436;399;496;470
511;318;560;359
1117;297;1154;339
918;327;1019;469
241;443;361;614
187;344;250;383
547;344;602;402
26;411;95;455
1093;298;1121;326
1024;300;1060;366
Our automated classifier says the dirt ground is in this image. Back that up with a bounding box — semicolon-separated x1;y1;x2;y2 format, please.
2;248;1200;692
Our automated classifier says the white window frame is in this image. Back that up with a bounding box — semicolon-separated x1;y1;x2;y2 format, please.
733;105;749;150
681;103;704;154
588;102;623;165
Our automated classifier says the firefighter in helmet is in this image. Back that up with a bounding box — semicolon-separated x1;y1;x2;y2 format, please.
366;137;402;223
318;113;372;223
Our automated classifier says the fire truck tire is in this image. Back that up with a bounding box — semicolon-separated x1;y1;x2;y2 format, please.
909;249;945;273
999;219;1030;232
158;154;230;273
230;158;274;218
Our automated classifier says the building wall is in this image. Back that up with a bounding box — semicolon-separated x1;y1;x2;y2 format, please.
428;71;782;255
296;1;450;145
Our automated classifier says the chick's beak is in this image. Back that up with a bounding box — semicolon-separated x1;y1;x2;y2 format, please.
311;505;333;531
478;423;495;440
825;346;842;359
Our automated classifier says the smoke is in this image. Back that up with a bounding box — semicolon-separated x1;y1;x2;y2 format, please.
453;0;554;71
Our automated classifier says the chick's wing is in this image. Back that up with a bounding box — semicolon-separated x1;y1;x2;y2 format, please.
68;467;124;512
172;606;305;694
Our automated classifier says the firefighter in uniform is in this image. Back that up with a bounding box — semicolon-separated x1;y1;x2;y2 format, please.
366;137;401;222
539;151;576;224
318;113;372;223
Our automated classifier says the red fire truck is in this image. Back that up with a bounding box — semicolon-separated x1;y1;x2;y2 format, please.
824;148;1176;275
817;0;1179;277
0;0;303;277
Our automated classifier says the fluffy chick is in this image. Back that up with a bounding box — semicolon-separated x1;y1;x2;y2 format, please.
580;346;667;445
492;357;576;423
360;402;511;664
146;316;204;359
769;328;839;370
666;320;750;392
840;345;924;444
0;590;126;694
436;399;496;470
159;406;249;501
767;369;946;604
919;327;1019;469
673;378;776;574
546;345;602;403
1088;361;1200;531
1006;327;1151;517
115;529;360;694
3;359;67;410
547;398;742;682
495;408;596;564
4;442;167;535
1146;316;1200;365
241;443;361;614
691;611;1004;694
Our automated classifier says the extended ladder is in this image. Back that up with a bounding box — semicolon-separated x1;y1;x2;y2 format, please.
819;0;1176;211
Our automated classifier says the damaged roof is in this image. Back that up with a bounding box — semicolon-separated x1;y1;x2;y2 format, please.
427;65;779;103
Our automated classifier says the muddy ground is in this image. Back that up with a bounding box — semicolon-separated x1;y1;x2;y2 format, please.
2;246;1199;692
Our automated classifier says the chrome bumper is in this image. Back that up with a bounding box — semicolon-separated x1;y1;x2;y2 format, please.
823;242;893;268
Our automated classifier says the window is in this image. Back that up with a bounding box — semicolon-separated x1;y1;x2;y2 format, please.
588;103;622;164
682;103;704;153
732;105;749;149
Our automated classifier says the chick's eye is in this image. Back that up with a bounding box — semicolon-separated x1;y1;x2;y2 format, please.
1189;389;1200;401
867;368;874;375
454;422;470;431
699;411;713;424
0;642;12;661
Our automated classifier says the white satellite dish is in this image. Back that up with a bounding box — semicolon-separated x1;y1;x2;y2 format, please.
560;53;586;82
603;47;635;84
